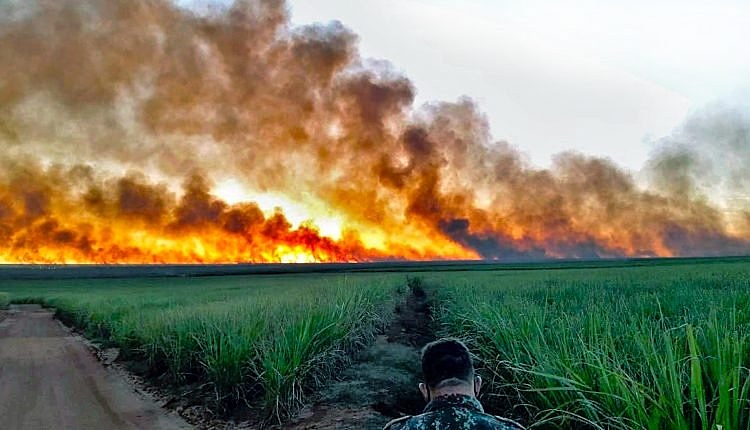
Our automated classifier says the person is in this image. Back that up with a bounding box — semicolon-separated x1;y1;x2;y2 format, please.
384;338;525;430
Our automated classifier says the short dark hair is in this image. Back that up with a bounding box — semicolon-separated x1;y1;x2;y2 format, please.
421;338;474;388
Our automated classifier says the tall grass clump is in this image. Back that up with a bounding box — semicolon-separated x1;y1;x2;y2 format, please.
433;263;750;429
260;289;388;421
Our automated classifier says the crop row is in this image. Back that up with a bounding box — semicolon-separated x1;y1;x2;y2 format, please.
6;274;401;422
5;260;750;429
430;264;750;429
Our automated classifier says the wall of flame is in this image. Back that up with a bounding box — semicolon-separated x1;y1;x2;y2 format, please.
1;0;748;263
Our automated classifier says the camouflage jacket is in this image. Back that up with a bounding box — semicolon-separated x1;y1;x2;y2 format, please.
383;394;525;430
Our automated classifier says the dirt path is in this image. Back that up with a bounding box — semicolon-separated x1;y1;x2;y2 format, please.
0;304;192;430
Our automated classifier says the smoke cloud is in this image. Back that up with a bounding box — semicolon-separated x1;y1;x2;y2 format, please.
0;0;748;263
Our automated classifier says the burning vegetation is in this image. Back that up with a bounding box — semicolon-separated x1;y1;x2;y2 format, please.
1;0;749;263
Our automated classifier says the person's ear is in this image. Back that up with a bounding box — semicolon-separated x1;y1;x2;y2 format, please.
474;375;482;396
419;382;430;402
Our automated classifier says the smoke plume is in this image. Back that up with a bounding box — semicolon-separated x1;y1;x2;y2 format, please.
0;0;748;263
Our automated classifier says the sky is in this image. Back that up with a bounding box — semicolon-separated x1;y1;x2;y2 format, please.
287;0;750;171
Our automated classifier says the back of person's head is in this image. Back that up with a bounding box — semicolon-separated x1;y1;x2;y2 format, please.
421;338;474;389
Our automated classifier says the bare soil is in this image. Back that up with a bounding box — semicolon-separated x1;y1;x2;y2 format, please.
0;304;191;430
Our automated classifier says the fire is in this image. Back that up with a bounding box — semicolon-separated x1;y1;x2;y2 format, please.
0;0;748;264
0;169;476;263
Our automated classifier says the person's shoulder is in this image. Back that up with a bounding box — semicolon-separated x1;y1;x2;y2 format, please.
489;414;526;430
382;414;412;430
467;410;526;430
382;410;526;430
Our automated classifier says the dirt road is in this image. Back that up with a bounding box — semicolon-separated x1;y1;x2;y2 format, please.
0;304;192;430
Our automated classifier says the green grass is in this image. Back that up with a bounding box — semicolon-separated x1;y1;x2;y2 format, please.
2;273;403;421
429;262;750;429
3;258;750;428
0;292;9;309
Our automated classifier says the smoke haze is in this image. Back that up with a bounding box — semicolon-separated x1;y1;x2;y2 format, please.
1;0;748;263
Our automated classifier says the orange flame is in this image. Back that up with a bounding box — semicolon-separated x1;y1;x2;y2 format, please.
0;0;748;263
